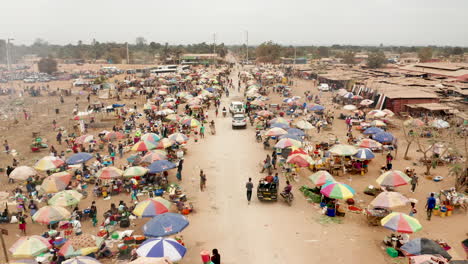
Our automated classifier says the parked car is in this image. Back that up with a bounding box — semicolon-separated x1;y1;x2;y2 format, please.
232;114;247;129
318;83;330;91
229;101;245;115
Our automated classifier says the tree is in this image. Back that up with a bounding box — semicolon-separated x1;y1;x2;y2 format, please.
317;46;330;58
136;37;147;46
452;47;464;55
401;120;417;160
342;50;356;65
256;41;281;63
418;47;433;62
367;51;386;68
37;57;58;74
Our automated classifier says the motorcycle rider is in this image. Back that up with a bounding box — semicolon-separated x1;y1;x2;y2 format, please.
222;107;227;117
281;181;292;197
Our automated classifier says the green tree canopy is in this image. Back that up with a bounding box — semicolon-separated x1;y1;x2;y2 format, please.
367;51;386;68
38;57;58;74
256;41;282;63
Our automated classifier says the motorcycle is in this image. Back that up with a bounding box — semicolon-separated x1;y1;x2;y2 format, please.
222;110;227;117
256;133;262;143
281;192;294;206
263;140;270;149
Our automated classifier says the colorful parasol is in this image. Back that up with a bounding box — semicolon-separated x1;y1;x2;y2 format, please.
372;132;394;143
58;234;104;258
182;118;200;128
357;139;382;149
63;256;102;264
34;156;65;171
141;133;161;144
133;197;172;217
48;190;83;207
141;150;168;163
363;127;384;135
368;110;387;118
32;206;71;224
329;144;358;156
136;238;186;262
275;138;302;149
132;140;158;152
168;133;189;144
96;166;123;179
9;236;51;258
40;171;72;193
376;170;411;187
156;138;175;149
269;117;289;125
104;131;125;141
286;153;314;167
124;166;149;177
287;128;305;137
309;171;335;186
320;182;356;200
295;120;314;130
66;152;94;165
265;127;288;137
9;166;37;180
353;148;375;160
148;160;176;173
370;191;409;209
75;135;94;144
381;212;422;234
343;105;357;111
143;213;189;237
257;110;273;117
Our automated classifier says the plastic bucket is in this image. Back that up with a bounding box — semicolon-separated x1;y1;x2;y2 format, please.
326;208;336;217
200;250;210;263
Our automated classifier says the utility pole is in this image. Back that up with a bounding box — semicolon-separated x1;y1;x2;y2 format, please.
293;46;297;68
126;42;129;64
245;30;249;63
6;38;14;73
213;33;216;66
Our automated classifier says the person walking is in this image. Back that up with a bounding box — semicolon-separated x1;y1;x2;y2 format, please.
271;153;277;170
18;212;27;235
260;154;272;174
90;201;98;227
246;178;254;204
200;170;207;191
425;193;436;221
176;159;183;181
410;174;418;193
200;125;205;139
409;201;417;217
211;249;221;264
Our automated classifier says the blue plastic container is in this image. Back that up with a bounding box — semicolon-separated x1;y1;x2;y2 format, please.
326;208;336;217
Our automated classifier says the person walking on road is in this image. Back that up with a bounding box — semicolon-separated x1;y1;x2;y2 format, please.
425;193;436;221
410;174;418;193
246;178;254;204
260;154;272;174
200;170;207;191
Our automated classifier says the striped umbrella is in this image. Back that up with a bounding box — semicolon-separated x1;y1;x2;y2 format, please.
295;120;314;130
9;166;37;180
275;138;302;149
34;156;65;171
269;117;289;125
32;206;71;224
168;133;189;144
157;138;175;149
376;170;411;187
63;256;102;264
48;190;83;207
286;153;314;167
40;172;72;193
96;166;123;179
265;127;288;137
381;212;422;234
141;133;161;144
353;148;375;160
370;192;409;209
357;139;382;149
182;118;200;128
9;236;51;258
143;213;189;237
104;131;125;141
372;132;394;143
124;166;149;177
309;171;335;186
132;140;158;152
141;150;168;163
136;238;187;262
320;182;356;200
329;144;358;156
75;135;94;144
133;197;172;217
59;234;104;258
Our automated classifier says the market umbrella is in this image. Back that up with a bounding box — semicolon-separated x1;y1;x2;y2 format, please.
127;154;142;164
376;170;411;187
286;153;314;167
368;110;387;118
182;118;200;128
104;131;125;141
157;138;175;149
143;213;189;237
271;123;290;129
295;120;314;130
353;148;375;160
9;166;37;180
141;150;168;163
9;236;51;258
357;139;382;149
308;104;325;111
270;117;289;125
168;133;189;144
380;212;422;234
40;171;72;193
63;256;102;264
32;205;71;224
408;255;449;264
343;105;357;111
136;238;187;262
372;132;394;143
48;190;83;207
34;156;65;171
382;109;395;117
431;119;450;129
257;110;273;117
363;127;384;135
275;138;302;149
96;166;123;179
404;118;425;128
402;238;452;260
9;260;39;264
342;92;354;99
75;135;94;144
133;197;172;217
329;144;358;156
66;152;93;165
148;160;177;173
124;166;149;177
287;128;305;137
370;120;386;127
360;99;374;106
58;234;104;258
309;171;335;186
265;127;288;137
132;140;158;152
320;182;356;199
279;134;303;141
370;191;409;209
129;257;173;264
141;133;161;144
165;114;180;122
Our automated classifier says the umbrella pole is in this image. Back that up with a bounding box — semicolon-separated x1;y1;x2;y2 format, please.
0;229;9;263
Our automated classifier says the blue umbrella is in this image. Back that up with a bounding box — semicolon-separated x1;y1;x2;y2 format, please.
205;87;215;92
287;128;305;137
363;127;384;135
66;152;93;165
401;238;452;260
148;160;176;173
343;92;354;99
143;213;189;237
308;105;325;111
279;134;303;141
126;154;141;164
136;238;187;261
271;123;290;129
372;132;394;143
353;148;375;160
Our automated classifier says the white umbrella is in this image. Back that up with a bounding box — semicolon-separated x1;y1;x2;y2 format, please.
343;105;357;111
9;166;37;180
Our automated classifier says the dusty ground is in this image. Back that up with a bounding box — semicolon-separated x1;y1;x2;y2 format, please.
0;61;466;263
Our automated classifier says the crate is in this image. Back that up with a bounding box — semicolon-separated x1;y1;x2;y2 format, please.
386;247;398;258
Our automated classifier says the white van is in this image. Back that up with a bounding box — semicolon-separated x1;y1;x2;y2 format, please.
318;83;330;91
229;101;245;115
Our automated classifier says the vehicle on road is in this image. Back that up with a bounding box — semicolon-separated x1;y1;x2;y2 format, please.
257;180;278;201
232;114;247;129
229;101;245;115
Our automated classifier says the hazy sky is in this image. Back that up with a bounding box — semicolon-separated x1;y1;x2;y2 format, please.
1;0;467;46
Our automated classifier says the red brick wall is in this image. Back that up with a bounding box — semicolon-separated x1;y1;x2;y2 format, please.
385;98;440;114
